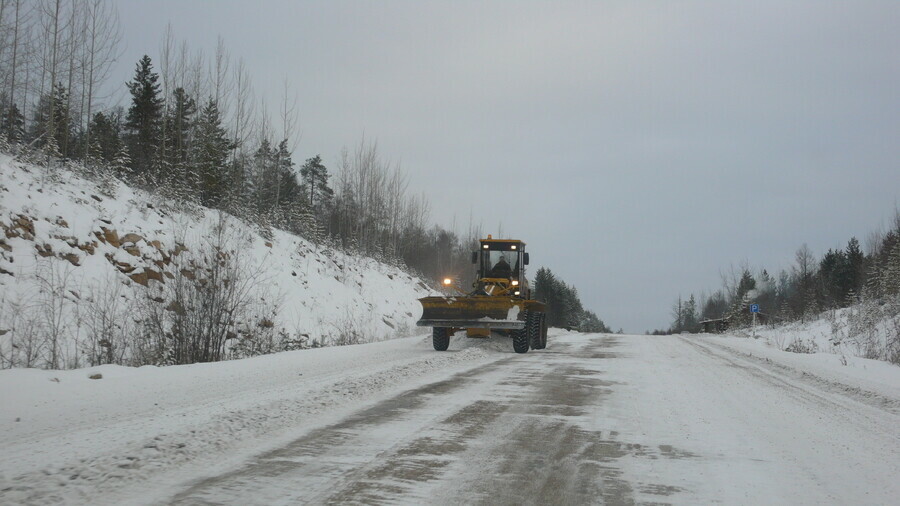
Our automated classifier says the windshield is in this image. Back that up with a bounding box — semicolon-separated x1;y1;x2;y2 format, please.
485;250;519;278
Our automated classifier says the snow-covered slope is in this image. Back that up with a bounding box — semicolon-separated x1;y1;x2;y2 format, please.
720;302;899;365
0;153;432;369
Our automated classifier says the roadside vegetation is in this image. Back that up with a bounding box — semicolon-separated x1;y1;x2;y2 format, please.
660;210;900;364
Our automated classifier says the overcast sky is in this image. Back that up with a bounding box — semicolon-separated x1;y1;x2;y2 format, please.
112;1;899;332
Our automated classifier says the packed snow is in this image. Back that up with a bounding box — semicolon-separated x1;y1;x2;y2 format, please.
0;332;516;504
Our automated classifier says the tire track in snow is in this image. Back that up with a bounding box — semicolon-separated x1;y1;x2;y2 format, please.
0;339;510;506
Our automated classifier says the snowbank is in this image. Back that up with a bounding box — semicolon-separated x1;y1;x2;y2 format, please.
722;302;899;366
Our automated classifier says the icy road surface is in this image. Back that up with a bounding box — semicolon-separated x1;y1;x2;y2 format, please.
166;334;899;505
2;332;898;505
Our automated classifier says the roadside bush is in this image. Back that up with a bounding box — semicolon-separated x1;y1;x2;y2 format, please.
785;337;819;354
82;278;136;366
135;213;280;365
0;258;84;369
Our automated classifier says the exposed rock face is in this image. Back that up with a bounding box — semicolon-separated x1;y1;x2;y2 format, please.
2;211;197;304
120;233;143;245
129;268;164;287
98;226;120;247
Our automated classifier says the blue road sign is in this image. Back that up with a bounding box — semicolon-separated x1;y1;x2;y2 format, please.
750;304;760;313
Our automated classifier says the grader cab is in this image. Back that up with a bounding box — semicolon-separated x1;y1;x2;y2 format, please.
416;236;547;353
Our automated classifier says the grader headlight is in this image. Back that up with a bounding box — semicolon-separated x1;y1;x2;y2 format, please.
511;280;519;286
443;278;453;286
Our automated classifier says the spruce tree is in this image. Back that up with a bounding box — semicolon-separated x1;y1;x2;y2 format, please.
111;144;132;178
275;139;303;207
845;237;865;300
192;99;234;207
164;87;196;172
252;139;275;212
125;55;163;177
683;294;698;332
1;103;25;143
29;84;71;156
88;112;121;163
884;241;900;296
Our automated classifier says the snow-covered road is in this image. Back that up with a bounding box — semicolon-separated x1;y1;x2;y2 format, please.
168;334;899;505
3;332;899;505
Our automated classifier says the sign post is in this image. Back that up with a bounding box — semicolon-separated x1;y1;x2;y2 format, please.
749;304;760;338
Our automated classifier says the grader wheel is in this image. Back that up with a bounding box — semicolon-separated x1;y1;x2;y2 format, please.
539;313;548;349
433;327;450;351
512;320;529;354
528;311;541;350
528;311;548;350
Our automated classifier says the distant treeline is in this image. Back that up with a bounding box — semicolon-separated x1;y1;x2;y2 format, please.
534;268;611;333
656;211;900;362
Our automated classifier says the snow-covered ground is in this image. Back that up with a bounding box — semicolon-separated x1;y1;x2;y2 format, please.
2;155;898;504
708;306;899;405
695;332;900;411
0;332;513;504
2;329;897;505
1;154;431;369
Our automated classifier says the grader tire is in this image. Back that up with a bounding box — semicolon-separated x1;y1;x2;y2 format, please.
513;323;530;354
528;311;542;350
539;313;548;349
433;327;450;351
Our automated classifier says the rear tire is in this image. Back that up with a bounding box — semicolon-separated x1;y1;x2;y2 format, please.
433;327;450;351
528;311;542;350
539;314;548;349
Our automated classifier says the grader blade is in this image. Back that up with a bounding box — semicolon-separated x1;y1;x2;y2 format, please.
417;296;535;329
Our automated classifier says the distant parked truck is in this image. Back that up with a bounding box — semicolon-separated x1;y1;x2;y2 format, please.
416;236;547;354
699;318;729;333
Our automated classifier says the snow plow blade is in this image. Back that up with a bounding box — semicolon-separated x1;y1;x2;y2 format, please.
416;296;545;329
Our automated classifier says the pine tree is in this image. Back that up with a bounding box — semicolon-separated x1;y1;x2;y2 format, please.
300;154;334;220
125;55;163;177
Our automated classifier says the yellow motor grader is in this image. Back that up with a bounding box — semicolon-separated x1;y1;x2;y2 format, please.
417;236;547;353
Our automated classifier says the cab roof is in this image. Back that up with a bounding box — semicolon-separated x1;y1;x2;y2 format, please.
480;235;525;245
